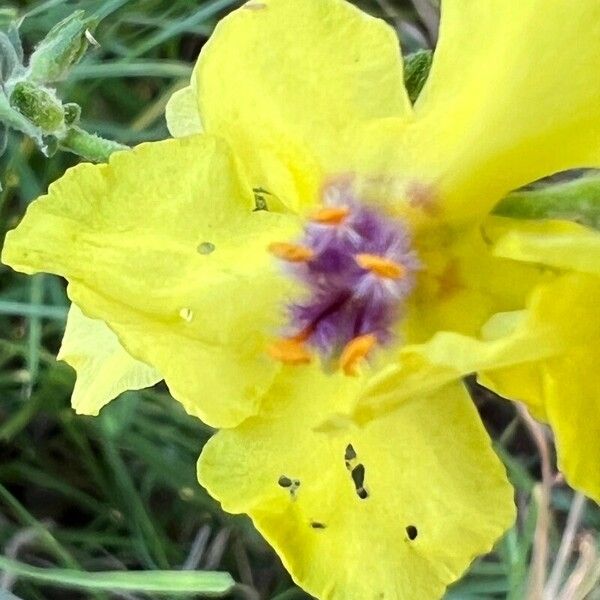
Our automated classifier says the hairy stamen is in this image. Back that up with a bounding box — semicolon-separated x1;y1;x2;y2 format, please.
339;334;377;376
268;328;313;365
270;188;420;372
310;205;350;225
267;338;311;365
268;242;314;263
355;254;406;279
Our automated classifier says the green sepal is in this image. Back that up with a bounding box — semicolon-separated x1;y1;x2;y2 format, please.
9;81;64;133
494;174;600;231
28;11;95;83
404;49;433;104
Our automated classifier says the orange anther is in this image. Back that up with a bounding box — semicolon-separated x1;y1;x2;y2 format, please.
356;254;406;279
268;242;314;263
339;333;377;376
310;206;350;225
268;337;312;365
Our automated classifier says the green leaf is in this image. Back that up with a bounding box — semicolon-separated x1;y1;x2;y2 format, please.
0;556;235;596
494;174;600;230
404;49;433;104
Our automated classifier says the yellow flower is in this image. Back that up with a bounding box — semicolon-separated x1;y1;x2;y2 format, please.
477;218;600;502
3;0;600;597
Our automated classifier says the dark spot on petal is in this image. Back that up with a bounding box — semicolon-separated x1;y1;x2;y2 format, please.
348;463;368;499
310;521;327;529
406;525;418;540
351;464;365;489
278;476;292;488
345;443;357;462
357;488;369;500
253;187;271;211
293;479;300;487
197;242;216;255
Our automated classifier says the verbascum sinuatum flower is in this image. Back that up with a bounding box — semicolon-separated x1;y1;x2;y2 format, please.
3;1;600;598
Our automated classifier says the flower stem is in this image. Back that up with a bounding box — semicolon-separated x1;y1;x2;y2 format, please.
58;125;128;162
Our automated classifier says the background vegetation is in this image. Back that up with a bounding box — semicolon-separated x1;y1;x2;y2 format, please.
0;0;598;598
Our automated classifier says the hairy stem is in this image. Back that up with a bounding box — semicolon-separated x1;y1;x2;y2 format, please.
58;125;128;162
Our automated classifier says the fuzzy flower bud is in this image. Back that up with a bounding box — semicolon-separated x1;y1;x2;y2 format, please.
27;11;94;83
9;80;64;133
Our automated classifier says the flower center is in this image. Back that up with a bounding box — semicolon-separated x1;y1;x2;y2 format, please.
268;187;420;375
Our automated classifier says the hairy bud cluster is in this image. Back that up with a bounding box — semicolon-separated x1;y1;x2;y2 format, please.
0;10;94;159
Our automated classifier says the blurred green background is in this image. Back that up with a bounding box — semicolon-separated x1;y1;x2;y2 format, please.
0;1;598;598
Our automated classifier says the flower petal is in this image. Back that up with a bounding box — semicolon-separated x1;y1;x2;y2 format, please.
479;274;600;501
482;346;600;503
487;217;600;276
545;348;600;503
195;0;413;211
58;304;161;415
198;367;514;600
354;273;600;424
165;84;203;138
407;224;546;343
2;136;300;427
414;0;600;217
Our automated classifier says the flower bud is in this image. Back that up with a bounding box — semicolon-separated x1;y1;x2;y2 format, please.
0;83;45;152
9;81;64;133
63;102;81;126
27;11;94;83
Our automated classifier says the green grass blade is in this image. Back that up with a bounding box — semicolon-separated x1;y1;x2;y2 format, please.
0;557;235;595
71;60;192;80
26;275;45;390
130;0;239;57
0;300;68;320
